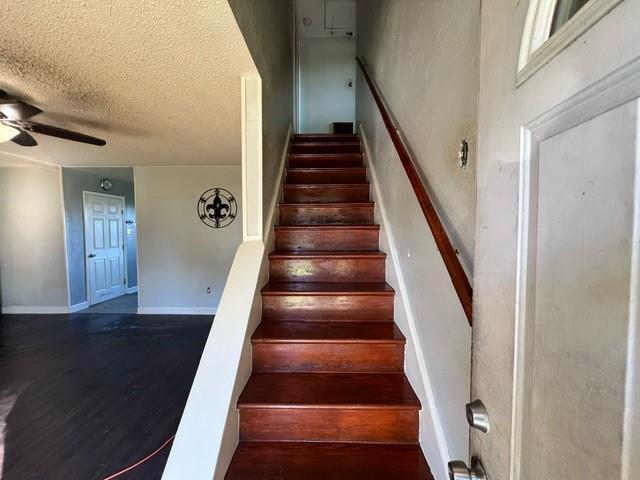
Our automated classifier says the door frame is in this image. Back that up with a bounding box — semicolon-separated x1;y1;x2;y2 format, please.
511;55;640;480
82;190;128;306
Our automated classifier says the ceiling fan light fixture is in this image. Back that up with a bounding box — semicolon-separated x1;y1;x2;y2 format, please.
0;123;20;143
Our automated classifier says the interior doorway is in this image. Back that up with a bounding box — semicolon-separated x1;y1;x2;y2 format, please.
61;167;138;313
83;191;126;306
295;0;357;133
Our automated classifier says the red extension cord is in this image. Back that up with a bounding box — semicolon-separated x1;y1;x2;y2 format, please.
102;434;176;480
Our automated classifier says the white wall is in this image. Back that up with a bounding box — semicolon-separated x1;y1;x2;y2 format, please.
299;36;356;133
0;166;69;312
135;166;242;314
357;0;479;273
355;1;479;475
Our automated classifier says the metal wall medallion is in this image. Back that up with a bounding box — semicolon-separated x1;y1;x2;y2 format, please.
197;188;237;229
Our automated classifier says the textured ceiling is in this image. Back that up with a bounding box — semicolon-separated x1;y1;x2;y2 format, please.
0;0;257;166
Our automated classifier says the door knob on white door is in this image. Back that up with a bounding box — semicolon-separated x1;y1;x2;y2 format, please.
448;457;487;480
87;253;96;258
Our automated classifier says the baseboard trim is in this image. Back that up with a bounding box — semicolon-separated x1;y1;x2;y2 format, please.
137;307;217;315
1;306;71;314
70;301;90;313
126;286;139;294
360;124;451;480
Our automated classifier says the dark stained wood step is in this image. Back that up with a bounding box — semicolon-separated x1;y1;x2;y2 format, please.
284;184;370;203
290;142;361;154
286;167;367;184
238;373;420;443
274;225;380;251
261;282;395;322
269;251;386;283
225;442;433;480
279;203;375;225
293;133;359;143
252;322;405;373
288;153;363;168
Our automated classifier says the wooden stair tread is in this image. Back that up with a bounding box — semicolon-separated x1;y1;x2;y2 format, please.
275;224;378;229
261;282;395;295
287;167;366;173
280;202;374;207
284;183;368;188
252;322;405;343
275;224;379;230
238;373;420;409
225;442;433;480
292;142;361;147
293;133;358;141
269;250;386;258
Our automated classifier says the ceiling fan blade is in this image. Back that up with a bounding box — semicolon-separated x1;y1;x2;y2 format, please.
0;90;42;119
0;100;42;120
15;120;106;146
10;129;38;147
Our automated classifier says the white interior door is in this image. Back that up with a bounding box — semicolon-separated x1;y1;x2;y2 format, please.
299;36;356;133
84;192;126;305
471;1;640;479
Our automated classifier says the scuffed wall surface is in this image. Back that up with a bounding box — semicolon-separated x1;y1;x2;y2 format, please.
228;0;294;227
0;166;69;309
357;0;479;273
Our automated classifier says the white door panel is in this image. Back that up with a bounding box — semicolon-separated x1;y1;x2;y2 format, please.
84;192;125;305
472;1;640;479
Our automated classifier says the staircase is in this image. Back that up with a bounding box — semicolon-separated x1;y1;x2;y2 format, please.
225;133;433;479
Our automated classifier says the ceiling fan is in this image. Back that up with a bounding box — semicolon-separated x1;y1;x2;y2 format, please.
0;89;106;147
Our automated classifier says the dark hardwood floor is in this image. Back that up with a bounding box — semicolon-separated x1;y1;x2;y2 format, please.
0;312;212;480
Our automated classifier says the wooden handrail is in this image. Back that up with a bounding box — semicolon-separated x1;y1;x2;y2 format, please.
356;57;473;325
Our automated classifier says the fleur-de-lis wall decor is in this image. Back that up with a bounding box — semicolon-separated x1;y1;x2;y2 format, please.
197;188;237;229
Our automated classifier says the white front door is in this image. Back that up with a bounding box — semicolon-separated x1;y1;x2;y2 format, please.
471;1;640;479
84;192;126;305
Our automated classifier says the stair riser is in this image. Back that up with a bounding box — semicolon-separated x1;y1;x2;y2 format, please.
270;257;385;283
279;205;375;225
239;408;418;443
262;294;394;322
284;186;370;203
252;343;404;373
286;169;367;184
275;228;379;251
290;144;361;154
288;155;363;168
293;134;358;143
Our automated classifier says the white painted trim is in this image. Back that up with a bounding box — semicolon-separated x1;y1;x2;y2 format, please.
241;76;263;242
360;124;451;480
621;100;640;480
126;286;138;295
518;0;624;85
59;166;73;310
136;307;216;315
263;125;292;239
511;55;640;480
2;306;71;314
69;301;90;313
